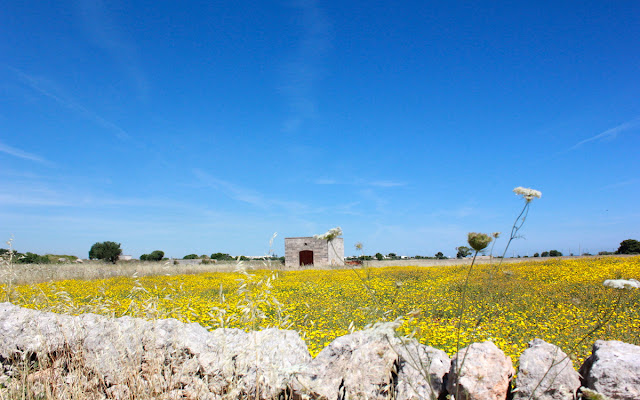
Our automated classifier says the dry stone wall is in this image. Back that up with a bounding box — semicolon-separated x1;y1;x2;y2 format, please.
1;303;638;400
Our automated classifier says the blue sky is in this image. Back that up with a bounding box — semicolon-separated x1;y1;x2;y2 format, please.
1;1;638;259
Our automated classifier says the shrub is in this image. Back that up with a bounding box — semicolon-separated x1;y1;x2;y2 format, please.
16;252;50;264
88;241;122;264
183;254;199;259
549;250;563;257
211;252;233;261
456;246;471;259
617;239;640;254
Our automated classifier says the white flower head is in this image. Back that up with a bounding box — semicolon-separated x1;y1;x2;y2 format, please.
513;187;542;202
314;227;343;241
603;278;640;290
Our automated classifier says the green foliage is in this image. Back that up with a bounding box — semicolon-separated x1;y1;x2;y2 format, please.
141;250;164;261
46;254;78;263
16;252;50;264
549;250;563;257
617;239;640;254
88;241;122;264
148;250;164;261
456;246;471;259
533;252;540;257
541;251;550;257
435;251;447;259
598;251;615;255
374;252;384;261
183;254;199;259
210;252;233;261
358;255;373;260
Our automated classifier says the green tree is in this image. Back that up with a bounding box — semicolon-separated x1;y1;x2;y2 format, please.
549;250;563;257
211;252;233;261
89;241;122;264
456;246;471;259
146;250;164;261
387;253;397;259
183;254;199;259
541;251;550;257
617;239;640;254
375;252;384;261
533;252;540;257
435;251;446;259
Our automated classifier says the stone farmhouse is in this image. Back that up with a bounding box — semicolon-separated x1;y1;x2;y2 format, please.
285;237;344;267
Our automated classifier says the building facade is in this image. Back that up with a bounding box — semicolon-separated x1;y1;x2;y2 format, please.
284;237;344;267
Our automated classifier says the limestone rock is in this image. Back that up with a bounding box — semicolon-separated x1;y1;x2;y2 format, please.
0;302;311;399
294;322;450;400
446;341;514;400
579;340;640;400
394;340;451;400
515;338;580;400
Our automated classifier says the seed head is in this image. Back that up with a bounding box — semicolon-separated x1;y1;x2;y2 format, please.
467;232;492;252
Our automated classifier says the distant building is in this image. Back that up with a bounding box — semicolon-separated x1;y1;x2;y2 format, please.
285;237;344;267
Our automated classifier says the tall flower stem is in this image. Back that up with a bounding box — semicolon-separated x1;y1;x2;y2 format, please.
453;249;479;400
496;200;530;270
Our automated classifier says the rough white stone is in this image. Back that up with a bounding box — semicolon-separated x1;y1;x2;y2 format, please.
447;341;515;400
0;302;311;398
515;338;580;400
294;322;449;400
579;340;640;400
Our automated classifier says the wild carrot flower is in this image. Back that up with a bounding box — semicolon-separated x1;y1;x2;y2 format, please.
314;227;343;241
513;187;542;202
467;232;492;252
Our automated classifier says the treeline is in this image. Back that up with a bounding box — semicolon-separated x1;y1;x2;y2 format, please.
0;248;77;264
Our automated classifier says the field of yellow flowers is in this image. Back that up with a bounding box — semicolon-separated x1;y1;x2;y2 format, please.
2;256;639;366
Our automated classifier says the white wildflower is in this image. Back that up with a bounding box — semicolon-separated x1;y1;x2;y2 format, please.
603;279;640;290
513;186;542;202
314;227;343;241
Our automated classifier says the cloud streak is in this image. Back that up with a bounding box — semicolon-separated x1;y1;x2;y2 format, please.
10;67;131;140
74;0;149;100
192;169;361;216
315;178;407;187
280;0;331;132
570;117;640;150
0;141;53;166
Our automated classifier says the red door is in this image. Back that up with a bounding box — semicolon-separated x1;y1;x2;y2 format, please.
299;250;314;266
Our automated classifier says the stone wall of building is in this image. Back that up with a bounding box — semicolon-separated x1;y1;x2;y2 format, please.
284;237;344;267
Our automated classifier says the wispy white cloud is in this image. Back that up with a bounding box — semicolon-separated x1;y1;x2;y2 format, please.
570;117;640;150
193;168;269;208
74;0;149;100
280;0;331;132
600;179;640;191
0;141;53;166
369;180;406;188
10;67;130;140
315;178;407;187
193;168;361;216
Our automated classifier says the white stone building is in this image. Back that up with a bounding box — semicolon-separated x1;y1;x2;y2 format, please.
284;237;344;267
